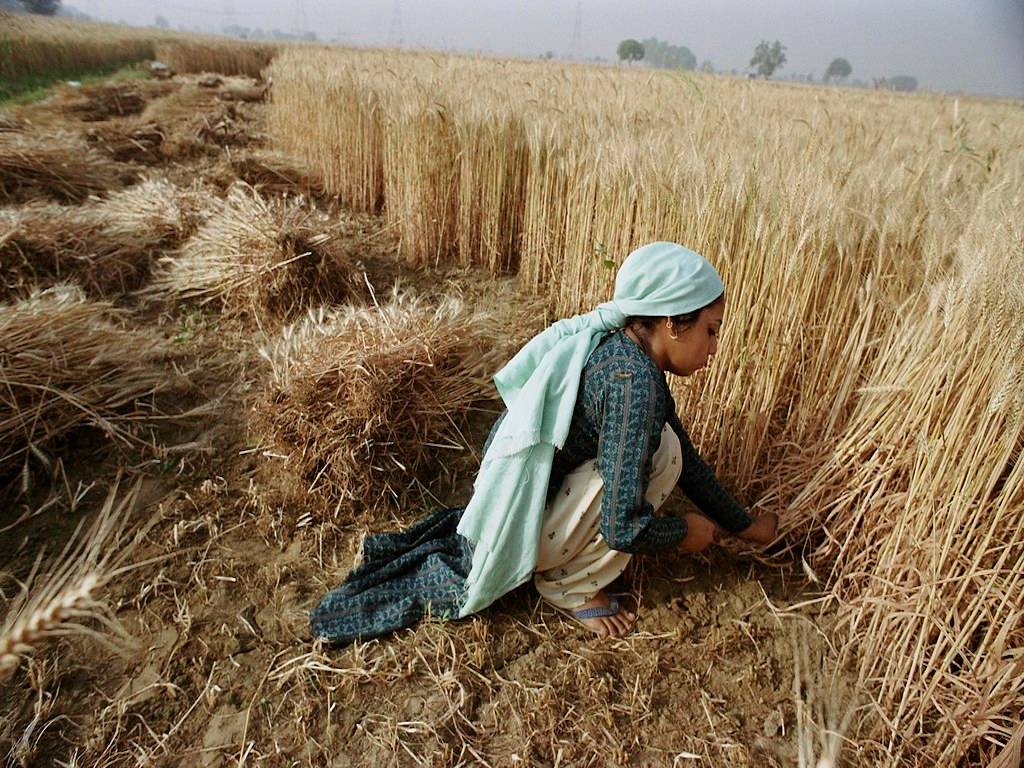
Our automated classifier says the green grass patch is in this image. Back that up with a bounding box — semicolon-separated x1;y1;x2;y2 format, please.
0;61;150;108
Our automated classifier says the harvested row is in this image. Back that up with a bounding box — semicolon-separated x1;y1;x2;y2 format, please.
0;12;282;101
148;183;366;325
0;285;181;478
1;177;202;300
0;130;130;204
58;79;177;122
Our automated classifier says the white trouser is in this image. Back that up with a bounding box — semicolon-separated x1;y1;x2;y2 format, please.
533;424;682;610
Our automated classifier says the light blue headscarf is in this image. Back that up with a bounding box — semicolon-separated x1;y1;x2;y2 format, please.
456;242;725;616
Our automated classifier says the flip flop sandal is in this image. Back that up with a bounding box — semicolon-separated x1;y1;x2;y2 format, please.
555;596;627;635
571;595;622;620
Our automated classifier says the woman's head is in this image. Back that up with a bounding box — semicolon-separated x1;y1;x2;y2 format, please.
611;242;727;376
624;292;725;376
611;242;724;319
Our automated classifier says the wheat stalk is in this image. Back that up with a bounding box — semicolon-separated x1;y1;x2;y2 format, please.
0;480;147;681
265;45;1024;766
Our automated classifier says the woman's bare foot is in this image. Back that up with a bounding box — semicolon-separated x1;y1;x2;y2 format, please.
570;591;637;638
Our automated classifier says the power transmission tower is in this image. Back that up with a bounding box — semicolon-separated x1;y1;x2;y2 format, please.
389;0;404;47
293;0;308;36
570;1;583;59
222;0;235;31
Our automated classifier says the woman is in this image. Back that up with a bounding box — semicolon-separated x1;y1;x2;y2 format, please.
311;242;778;643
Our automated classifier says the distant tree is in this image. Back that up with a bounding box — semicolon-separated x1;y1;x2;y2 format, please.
874;75;918;92
888;75;918;92
699;60;714;74
154;14;169;29
540;50;555;60
58;4;91;19
19;0;60;14
641;37;696;71
750;40;786;78
824;57;852;82
616;39;645;64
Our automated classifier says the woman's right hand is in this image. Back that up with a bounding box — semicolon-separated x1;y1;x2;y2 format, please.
680;513;718;553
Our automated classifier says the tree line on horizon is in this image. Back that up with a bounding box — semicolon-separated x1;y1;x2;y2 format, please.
616;36;918;91
3;1;920;94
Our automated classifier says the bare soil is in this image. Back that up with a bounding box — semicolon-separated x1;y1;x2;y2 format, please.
0;68;844;768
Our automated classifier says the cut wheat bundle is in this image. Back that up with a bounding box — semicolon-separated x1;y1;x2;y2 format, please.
252;293;502;513
0;480;149;681
211;149;326;199
58;80;176;123
148;183;365;325
0;115;24;133
0;285;176;477
0;130;129;204
193;102;255;148
96;176;204;244
0;203;142;300
138;85;256;160
84;120;166;164
1;178;201;300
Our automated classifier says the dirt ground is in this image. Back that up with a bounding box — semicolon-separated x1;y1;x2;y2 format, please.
0;68;848;767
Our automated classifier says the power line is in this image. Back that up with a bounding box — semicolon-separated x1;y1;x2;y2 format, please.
389;0;403;47
570;1;583;59
293;0;308;35
161;3;236;16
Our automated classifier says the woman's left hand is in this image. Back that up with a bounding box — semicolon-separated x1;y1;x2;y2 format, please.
737;512;779;545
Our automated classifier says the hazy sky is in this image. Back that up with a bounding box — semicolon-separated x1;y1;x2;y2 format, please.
70;0;1024;97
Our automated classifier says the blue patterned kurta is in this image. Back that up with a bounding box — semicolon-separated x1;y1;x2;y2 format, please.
311;330;752;644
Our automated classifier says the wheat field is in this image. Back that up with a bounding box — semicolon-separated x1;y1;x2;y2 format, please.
1;11;1022;764
268;47;1024;766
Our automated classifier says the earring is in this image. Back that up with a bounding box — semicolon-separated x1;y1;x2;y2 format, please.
666;319;678;340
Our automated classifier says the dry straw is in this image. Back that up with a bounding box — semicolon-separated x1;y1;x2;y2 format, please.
1;177;201;300
0;285;176;477
148;183;365;325
212;149;326;199
83;120;167;164
252;293;500;512
58;80;175;123
137;85;258;161
0;130;128;204
0;480;149;681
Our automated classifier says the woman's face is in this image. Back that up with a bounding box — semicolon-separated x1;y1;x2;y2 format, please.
658;297;725;377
